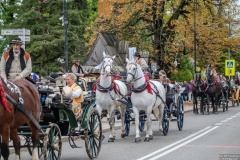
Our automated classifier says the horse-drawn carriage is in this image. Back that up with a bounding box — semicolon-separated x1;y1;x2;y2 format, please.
193;66;231;115
162;83;184;135
0;76;102;160
91;53;184;143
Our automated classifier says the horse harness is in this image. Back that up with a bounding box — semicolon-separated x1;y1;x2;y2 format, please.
4;79;42;130
128;62;167;108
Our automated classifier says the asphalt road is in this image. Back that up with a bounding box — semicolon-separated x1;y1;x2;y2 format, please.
8;106;240;160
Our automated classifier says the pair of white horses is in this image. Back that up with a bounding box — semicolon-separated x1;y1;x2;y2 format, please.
95;52;166;142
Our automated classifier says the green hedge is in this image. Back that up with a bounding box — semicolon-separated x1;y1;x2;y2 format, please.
170;69;193;82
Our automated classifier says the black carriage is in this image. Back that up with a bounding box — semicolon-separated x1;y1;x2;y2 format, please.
10;79;102;160
162;83;184;135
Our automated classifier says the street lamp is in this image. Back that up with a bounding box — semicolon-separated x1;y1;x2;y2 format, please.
193;0;197;73
63;0;68;73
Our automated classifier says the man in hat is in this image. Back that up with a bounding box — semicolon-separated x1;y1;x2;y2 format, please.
0;37;32;80
71;58;88;90
133;52;149;71
71;59;88;78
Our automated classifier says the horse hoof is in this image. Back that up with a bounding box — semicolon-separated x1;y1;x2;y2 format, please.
121;133;126;138
149;135;153;140
113;136;116;140
108;137;115;142
135;137;141;142
144;137;150;142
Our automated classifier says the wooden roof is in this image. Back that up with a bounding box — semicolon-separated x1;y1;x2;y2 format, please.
83;32;129;73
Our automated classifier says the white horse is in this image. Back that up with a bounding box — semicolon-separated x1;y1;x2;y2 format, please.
126;58;166;142
95;52;127;142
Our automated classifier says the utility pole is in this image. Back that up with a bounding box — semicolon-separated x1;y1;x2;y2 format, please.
193;0;197;73
63;0;68;73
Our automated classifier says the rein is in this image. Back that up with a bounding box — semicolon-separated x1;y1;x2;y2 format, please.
1;79;42;131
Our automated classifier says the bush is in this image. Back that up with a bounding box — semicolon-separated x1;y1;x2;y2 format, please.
170;69;193;82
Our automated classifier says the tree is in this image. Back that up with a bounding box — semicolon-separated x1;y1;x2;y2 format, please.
171;54;193;82
89;0;239;76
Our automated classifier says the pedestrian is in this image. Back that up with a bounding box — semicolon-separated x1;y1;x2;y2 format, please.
188;80;193;102
64;73;84;120
0;37;32;80
181;81;189;101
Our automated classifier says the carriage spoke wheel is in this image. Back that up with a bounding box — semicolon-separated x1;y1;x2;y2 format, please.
162;108;169;136
177;97;184;131
124;112;130;136
85;109;102;159
43;123;62;160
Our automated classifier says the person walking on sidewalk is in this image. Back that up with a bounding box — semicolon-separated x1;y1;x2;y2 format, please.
181;81;189;102
188;80;193;102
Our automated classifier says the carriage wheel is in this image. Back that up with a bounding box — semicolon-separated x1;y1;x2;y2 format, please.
43;123;62;160
162;108;169;136
124;112;130;136
177;96;184;131
85;109;102;159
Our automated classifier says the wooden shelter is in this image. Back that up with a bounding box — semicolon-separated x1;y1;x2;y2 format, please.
83;32;129;74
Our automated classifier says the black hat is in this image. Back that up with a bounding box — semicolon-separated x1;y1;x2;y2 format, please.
9;37;23;45
134;52;141;57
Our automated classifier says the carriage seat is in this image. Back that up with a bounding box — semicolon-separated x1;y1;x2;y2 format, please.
38;88;54;94
45;93;71;105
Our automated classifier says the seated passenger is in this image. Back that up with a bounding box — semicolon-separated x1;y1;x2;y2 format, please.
65;73;84;120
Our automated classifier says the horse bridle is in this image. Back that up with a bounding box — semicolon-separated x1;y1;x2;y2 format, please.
101;56;113;76
127;62;143;83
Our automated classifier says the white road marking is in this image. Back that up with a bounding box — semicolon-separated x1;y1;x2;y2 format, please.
137;126;211;160
221;120;228;123
148;126;219;160
137;112;240;160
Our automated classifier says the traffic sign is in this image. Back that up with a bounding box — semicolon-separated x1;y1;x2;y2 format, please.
225;60;235;76
1;29;30;35
18;36;30;42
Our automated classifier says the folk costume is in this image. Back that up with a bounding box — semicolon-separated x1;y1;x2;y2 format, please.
0;47;32;80
70;83;84;120
71;59;88;90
